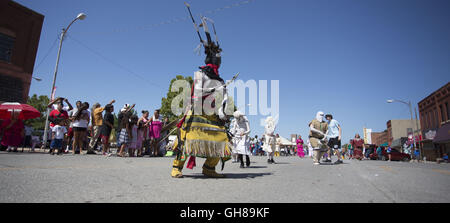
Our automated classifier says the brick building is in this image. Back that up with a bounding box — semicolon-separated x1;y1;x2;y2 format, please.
371;130;388;146
0;0;44;103
418;82;450;160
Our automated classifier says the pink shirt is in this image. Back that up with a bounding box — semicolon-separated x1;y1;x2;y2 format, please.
296;139;304;149
148;116;162;139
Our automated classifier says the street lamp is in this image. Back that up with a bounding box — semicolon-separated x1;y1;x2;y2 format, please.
387;99;422;160
41;13;87;149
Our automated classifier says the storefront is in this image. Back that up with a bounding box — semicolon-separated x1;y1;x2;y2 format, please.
433;122;450;160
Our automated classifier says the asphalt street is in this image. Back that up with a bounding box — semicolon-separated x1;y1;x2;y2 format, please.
0;150;449;203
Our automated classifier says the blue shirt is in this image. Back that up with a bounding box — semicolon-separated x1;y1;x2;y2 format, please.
327;119;340;138
376;147;382;153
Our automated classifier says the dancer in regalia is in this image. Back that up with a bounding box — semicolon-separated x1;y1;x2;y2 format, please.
309;111;329;165
230;111;251;168
171;3;235;178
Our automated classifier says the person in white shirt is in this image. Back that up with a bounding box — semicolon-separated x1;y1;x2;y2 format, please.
71;102;90;155
307;140;314;158
66;101;82;153
51;120;67;155
263;116;277;164
23;124;33;149
325;114;343;164
230;111;251;168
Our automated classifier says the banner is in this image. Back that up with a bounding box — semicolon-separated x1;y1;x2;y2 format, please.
363;128;372;144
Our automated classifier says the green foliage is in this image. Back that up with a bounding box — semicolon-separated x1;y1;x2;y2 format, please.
25;94;50;130
160;74;237;123
160;75;193;123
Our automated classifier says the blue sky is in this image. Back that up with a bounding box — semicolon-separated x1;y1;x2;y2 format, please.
17;0;450;143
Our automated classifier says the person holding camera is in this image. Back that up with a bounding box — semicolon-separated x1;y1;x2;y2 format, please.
45;98;71;152
71;102;90;155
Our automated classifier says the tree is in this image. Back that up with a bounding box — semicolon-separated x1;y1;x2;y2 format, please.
26;94;50;130
160;75;237;123
160;75;193;123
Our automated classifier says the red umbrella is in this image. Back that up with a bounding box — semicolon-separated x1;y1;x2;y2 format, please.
0;102;41;120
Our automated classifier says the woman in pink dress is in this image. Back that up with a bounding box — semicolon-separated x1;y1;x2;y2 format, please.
148;109;162;157
1;112;24;152
296;135;305;158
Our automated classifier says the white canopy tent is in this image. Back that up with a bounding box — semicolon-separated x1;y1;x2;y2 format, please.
279;136;296;146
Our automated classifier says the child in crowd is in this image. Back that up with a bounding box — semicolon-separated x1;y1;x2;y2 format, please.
118;112;131;157
51;120;67;155
31;135;40;152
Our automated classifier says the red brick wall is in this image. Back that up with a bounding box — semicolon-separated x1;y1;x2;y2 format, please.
418;82;450;133
371;131;388;146
0;0;44;103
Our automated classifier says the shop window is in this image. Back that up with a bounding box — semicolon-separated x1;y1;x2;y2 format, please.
446;102;449;121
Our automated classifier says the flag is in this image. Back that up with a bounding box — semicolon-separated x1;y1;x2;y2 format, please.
51;86;57;100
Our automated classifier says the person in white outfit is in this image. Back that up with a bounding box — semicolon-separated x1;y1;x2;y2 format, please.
263;116;277;164
307;140;314;158
230;111;251;168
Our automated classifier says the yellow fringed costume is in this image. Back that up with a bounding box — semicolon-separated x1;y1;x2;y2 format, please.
171;112;232;178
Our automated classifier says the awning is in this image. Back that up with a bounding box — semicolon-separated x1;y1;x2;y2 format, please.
279;136;296;146
433;122;450;144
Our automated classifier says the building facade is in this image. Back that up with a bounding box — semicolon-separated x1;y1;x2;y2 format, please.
386;119;420;149
0;0;44;103
418;82;450;161
371;130;388;146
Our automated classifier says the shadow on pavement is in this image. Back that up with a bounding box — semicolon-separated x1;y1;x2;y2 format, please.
183;172;272;179
246;165;267;169
319;162;349;166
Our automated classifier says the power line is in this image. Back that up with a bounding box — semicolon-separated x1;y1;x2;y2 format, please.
33;35;59;72
74;0;256;35
37;1;257;89
66;35;163;89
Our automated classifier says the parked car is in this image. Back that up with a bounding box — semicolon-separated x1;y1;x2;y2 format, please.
370;147;411;161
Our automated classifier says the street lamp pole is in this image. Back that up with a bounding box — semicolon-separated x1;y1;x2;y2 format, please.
387;99;419;160
42;13;86;149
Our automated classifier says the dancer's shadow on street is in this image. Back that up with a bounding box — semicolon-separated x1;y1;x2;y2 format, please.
183;172;272;179
246;165;267;169
319;162;349;166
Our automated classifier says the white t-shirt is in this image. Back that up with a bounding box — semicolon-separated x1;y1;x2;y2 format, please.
72;109;90;128
327;119;340;138
52;125;67;139
52;104;70;111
